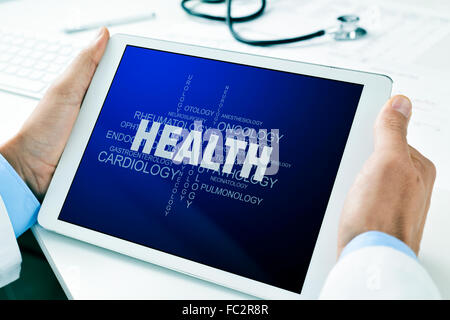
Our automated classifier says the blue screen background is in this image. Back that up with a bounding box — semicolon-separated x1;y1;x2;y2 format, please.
58;45;363;293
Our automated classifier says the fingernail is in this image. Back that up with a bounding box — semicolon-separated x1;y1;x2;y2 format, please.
92;27;105;43
391;95;411;118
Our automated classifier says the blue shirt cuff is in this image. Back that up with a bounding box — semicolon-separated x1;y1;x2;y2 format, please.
340;231;417;261
0;154;40;237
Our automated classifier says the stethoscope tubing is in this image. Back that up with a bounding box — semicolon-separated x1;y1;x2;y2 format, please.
181;0;327;46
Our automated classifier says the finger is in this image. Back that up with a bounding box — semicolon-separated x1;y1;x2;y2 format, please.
407;145;435;253
50;27;110;103
374;95;412;153
408;145;436;189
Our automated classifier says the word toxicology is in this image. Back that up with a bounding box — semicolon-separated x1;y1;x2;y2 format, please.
130;119;277;182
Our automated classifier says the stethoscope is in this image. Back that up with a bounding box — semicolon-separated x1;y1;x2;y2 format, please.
181;0;367;46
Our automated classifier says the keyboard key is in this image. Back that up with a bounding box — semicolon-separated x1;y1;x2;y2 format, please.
34;61;49;70
35;42;48;51
54;55;69;65
4;65;19;74
0;53;12;62
21;58;37;68
47;64;62;73
29;70;44;80
42;53;57;62
10;56;24;65
59;45;73;56
18;48;33;57
12;37;25;46
17;67;32;77
47;43;61;53
23;39;37;48
30;51;44;59
42;73;56;83
6;46;20;54
2;35;13;43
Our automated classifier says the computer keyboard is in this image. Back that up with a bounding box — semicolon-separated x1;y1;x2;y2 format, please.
0;29;79;99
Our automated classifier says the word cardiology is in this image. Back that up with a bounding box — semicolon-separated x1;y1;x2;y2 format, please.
130;119;274;182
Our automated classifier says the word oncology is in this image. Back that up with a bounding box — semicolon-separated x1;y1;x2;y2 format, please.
130;119;274;182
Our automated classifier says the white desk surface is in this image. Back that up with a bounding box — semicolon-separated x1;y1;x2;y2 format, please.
1;0;450;299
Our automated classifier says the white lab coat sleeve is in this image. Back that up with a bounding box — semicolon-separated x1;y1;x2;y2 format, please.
319;246;441;299
0;194;22;288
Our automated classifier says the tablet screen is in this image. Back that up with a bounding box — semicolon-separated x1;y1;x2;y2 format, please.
58;45;363;294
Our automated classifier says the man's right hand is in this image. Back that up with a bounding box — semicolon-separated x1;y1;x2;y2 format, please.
337;95;436;257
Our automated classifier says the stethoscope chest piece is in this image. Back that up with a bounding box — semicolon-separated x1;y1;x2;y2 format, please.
333;15;367;41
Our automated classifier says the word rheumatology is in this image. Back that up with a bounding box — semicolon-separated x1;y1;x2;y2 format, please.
128;119;277;182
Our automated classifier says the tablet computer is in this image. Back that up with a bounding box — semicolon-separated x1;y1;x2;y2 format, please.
38;34;392;299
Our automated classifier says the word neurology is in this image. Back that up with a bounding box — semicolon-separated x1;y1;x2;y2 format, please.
130;119;275;182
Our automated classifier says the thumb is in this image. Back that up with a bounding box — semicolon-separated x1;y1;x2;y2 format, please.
374;95;412;152
50;27;110;104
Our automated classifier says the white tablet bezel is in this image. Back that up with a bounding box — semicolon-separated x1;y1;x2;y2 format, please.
38;34;392;299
